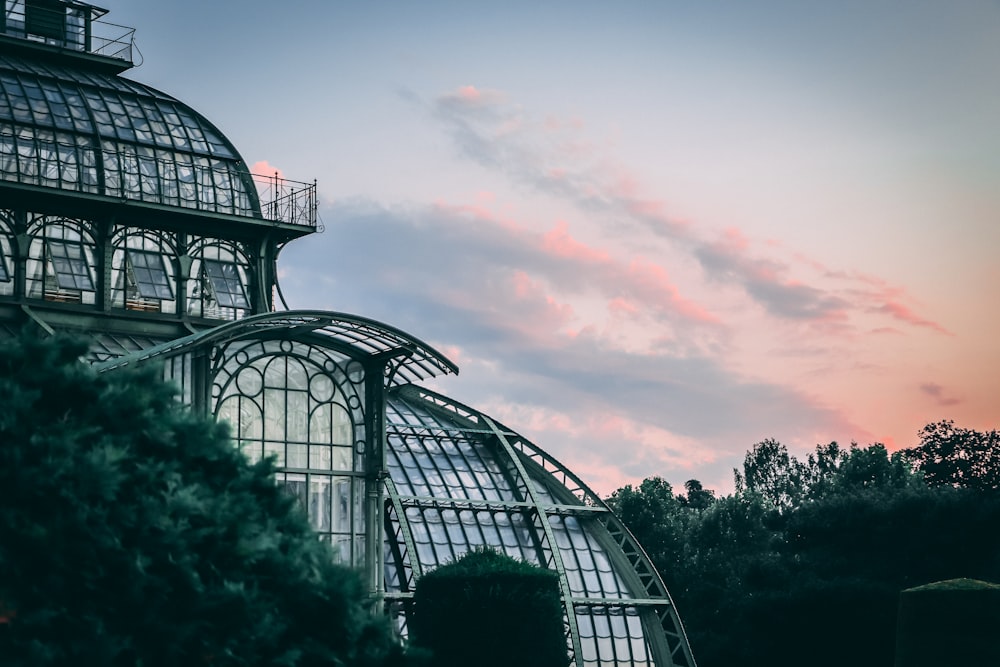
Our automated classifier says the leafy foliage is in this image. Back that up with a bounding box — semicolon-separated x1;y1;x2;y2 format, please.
0;333;402;666
902;419;1000;490
409;547;568;667
609;431;1000;667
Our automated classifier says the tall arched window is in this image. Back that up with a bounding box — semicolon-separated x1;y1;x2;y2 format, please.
187;237;252;320
25;214;98;305
110;226;178;314
214;339;368;564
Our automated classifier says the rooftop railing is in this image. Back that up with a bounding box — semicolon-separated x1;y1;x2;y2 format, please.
252;172;319;230
0;130;318;229
0;1;136;66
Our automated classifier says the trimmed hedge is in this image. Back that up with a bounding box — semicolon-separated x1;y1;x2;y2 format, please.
895;578;1000;667
409;548;569;667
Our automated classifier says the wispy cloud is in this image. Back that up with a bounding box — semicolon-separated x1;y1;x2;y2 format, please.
278;85;955;494
427;85;949;336
919;382;962;407
280;200;857;492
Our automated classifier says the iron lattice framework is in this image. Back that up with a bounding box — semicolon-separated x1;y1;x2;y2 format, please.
96;314;697;667
384;386;697;667
97;310;460;385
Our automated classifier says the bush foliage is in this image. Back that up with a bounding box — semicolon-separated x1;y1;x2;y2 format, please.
409;548;568;667
0;333;401;666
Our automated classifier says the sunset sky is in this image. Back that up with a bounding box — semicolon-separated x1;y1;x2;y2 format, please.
116;1;999;494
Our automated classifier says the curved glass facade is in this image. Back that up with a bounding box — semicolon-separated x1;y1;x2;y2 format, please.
96;313;696;667
0;54;259;216
384;386;694;667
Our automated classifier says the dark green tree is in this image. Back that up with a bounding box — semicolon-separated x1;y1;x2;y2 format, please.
733;438;807;510
610;436;1000;667
902;420;1000;491
0;333;402;666
408;547;567;667
678;479;716;510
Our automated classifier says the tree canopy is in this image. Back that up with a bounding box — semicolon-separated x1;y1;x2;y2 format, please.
609;430;1000;667
901;419;1000;491
0;333;401;666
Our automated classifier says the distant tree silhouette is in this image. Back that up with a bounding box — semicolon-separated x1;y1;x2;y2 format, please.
609;433;1000;667
902;420;1000;491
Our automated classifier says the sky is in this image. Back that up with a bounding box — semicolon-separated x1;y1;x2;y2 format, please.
114;1;1000;495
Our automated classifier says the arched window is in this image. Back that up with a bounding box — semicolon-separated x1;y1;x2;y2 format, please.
214;339;368;564
187;237;252;320
110;227;178;314
25;214;97;304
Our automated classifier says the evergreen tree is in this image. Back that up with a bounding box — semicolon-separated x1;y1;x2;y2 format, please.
0;333;401;666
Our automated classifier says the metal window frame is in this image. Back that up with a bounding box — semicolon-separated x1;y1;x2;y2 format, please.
203;258;249;310
47;237;93;291
125;247;173;300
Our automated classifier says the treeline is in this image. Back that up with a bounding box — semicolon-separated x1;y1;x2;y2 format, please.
607;421;1000;667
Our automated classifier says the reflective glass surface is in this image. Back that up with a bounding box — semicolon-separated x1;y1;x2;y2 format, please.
0;55;258;215
126;249;172;299
88;321;693;667
204;259;249;309
26;217;98;304
213;339;368;565
48;239;93;290
383;390;690;666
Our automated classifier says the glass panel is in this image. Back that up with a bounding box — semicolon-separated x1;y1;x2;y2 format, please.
47;239;93;290
309;476;332;532
126;248;173;299
286;390;308;442
203;259;249;309
333;477;351;533
263;388;285;441
287;443;307;469
280;473;307;509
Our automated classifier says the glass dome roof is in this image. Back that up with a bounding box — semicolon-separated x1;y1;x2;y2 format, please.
0;53;260;216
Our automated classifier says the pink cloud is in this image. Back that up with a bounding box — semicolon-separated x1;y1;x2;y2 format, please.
540;221;610;264
250;160;284;180
876;300;951;335
439;85;506;110
608;297;639;317
625;259;720;324
509;271;575;329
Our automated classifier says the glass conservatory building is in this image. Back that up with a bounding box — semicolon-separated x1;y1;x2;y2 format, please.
0;3;696;666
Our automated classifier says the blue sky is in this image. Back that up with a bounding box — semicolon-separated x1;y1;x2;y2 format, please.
115;1;1000;493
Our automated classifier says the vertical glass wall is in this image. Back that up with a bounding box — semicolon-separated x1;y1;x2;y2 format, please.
110;226;178;314
0;209;14;296
212;339;369;565
187;237;252;321
25;213;97;304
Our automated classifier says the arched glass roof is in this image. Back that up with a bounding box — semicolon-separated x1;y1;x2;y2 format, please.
384;386;696;667
90;311;697;667
0;53;260;216
96;310;460;386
